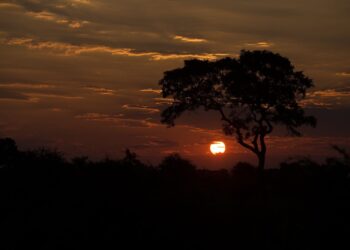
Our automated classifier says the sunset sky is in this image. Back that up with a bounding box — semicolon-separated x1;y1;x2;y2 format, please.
0;0;349;168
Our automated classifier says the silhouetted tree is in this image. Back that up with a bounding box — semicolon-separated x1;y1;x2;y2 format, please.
231;161;256;176
159;50;316;171
159;153;196;176
1;138;350;249
25;147;65;166
121;149;143;167
0;137;18;166
71;156;90;167
325;145;350;178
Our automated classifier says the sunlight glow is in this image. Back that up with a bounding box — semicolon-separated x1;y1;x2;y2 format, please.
210;141;226;155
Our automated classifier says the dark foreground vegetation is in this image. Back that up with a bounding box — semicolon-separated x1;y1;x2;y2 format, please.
1;138;350;249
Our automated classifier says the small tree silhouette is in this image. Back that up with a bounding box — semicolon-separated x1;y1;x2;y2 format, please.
159;153;196;175
159;50;316;171
0;137;18;166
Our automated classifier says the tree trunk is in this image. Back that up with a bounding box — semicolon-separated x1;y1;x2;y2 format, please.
257;152;265;174
256;152;266;189
258;133;267;174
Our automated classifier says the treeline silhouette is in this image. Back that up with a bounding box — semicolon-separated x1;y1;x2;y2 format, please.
1;138;350;249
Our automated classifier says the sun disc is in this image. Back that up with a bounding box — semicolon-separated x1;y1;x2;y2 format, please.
210;141;226;155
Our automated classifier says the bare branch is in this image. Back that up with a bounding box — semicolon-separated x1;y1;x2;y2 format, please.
236;128;258;153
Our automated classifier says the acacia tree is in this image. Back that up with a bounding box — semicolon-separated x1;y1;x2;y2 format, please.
159;50;316;171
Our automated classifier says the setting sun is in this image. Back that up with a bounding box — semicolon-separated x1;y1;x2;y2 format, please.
210;141;226;155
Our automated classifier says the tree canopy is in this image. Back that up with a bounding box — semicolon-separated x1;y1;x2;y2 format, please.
159;50;317;170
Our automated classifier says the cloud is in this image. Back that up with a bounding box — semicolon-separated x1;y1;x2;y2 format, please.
181;125;222;137
68;21;85;29
84;86;118;96
153;97;175;105
151;53;228;61
70;0;92;5
75;113;161;128
310;89;350;98
140;88;162;94
132;138;179;149
0;3;21;9
51;108;63;112
26;10;87;29
5;38;33;45
0;83;55;89
302;87;350;108
300;99;334;109
0;82;86;103
267;136;350;153
26;11;59;21
122;104;160;114
173;35;208;43
244;41;274;48
0;89;29;100
1;0;350;163
3;37;229;60
24;93;84;100
75;113;124;122
336;72;350;77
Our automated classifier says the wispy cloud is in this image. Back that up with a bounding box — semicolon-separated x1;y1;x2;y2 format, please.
179;125;222;137
0;83;55;89
4;38;228;61
51;108;63;112
84;86;118;96
75;113;160;128
132;138;178;149
75;113;124;122
26;11;88;29
300;99;334;109
24;93;84;100
302;87;350;108
153;97;174;105
26;11;59;21
245;41;274;48
174;35;208;43
140;88;162;94
6;38;33;45
336;72;350;77
0;93;40;103
122;104;160;114
309;88;350;98
0;83;84;103
71;0;92;5
0;89;29;101
0;3;21;9
152;53;228;61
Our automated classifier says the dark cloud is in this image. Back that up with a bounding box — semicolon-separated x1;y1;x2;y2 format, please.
131;138;179;150
0;88;29;100
75;112;160;128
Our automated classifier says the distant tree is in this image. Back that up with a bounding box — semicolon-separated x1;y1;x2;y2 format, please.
71;156;90;167
159;50;316;171
159;153;196;175
121;149;143;167
0;137;18;166
25;147;65;167
231;161;256;176
324;145;350;177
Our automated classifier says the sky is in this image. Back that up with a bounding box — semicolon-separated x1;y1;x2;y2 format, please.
0;0;350;168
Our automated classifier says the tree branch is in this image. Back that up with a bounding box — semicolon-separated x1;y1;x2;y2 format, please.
265;119;273;134
236;128;258;154
252;132;260;153
218;107;233;125
218;107;259;154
